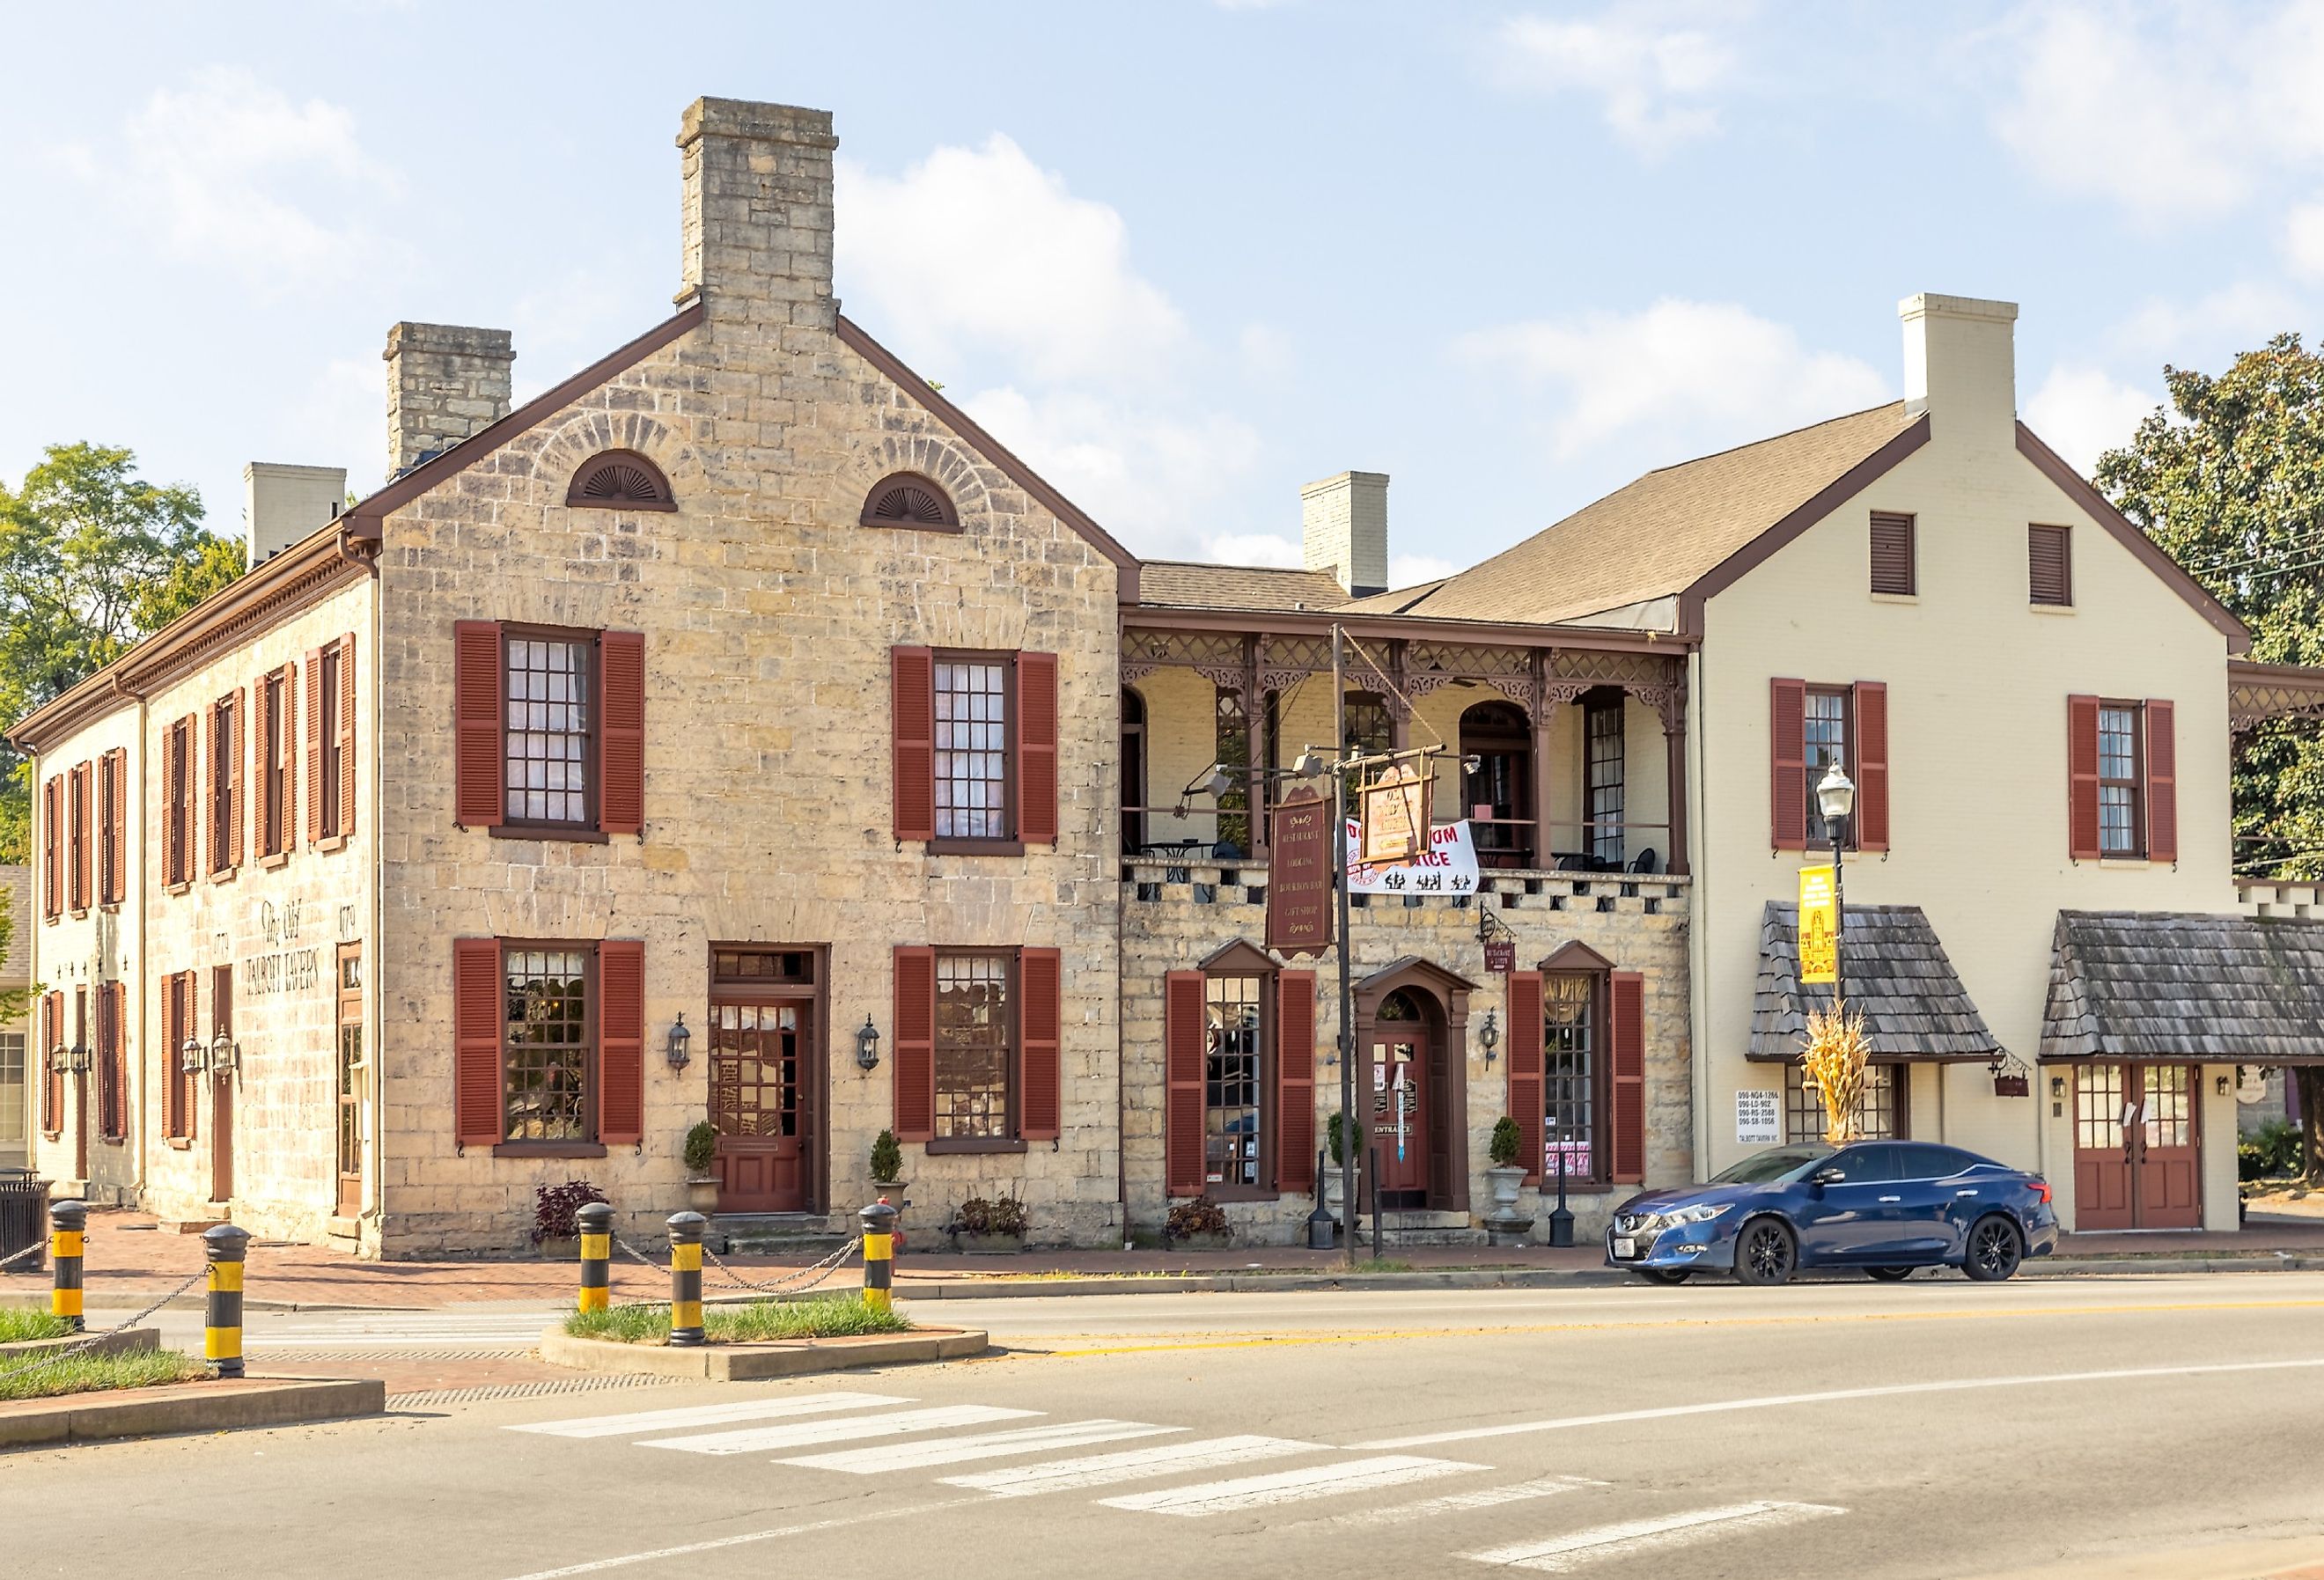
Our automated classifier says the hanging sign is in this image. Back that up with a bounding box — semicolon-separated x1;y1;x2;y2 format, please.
1266;788;1335;957
1345;819;1480;895
1483;940;1517;974
1797;863;1837;986
1358;762;1431;866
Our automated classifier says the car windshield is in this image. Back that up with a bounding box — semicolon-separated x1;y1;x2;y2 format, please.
1709;1145;1834;1185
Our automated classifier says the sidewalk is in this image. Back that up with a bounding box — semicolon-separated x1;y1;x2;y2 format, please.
7;1209;2323;1313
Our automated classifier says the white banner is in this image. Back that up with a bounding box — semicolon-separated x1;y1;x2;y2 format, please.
1344;819;1482;896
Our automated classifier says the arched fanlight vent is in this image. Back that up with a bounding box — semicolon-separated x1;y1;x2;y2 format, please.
567;450;676;511
860;472;960;531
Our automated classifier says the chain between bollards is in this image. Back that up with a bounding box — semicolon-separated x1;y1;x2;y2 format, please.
203;1224;252;1378
49;1200;86;1334
666;1212;707;1347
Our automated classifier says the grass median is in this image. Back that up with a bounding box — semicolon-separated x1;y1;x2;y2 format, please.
0;1348;204;1402
0;1310;74;1344
563;1293;913;1346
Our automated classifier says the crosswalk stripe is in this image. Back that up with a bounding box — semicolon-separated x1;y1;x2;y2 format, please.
508;1393;913;1439
1322;1476;1600;1529
1465;1501;1847;1571
944;1436;1321;1498
1097;1455;1482;1517
641;1404;1038;1455
780;1420;1180;1474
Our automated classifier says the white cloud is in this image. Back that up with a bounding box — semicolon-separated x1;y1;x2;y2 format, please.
2025;363;2158;474
2287;201;2324;280
2109;282;2306;359
1493;7;1738;155
1455;298;1889;459
1205;533;1303;568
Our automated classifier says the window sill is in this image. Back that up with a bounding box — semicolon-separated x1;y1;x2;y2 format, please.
99;902;120;915
1200;1185;1271;1203
924;1137;1029;1155
2029;601;2077;615
99;1135;127;1147
207;868;239;886
258;851;290;871
927;839;1026;857
488;824;611;845
491;1142;609;1158
165;882;192;897
1869;592;1920;606
69;908;88;921
1526;1176;1611;1192
318;834;349;854
2097;856;2153;869
165;1137;192;1150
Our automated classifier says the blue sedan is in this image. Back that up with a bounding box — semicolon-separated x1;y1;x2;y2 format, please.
1605;1140;2060;1285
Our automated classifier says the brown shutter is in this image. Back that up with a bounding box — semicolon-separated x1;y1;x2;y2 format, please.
599;630;644;836
1019;946;1062;1140
97;982;118;1140
165;724;185;886
1769;678;1807;850
2145;699;2176;863
893;946;936;1142
1868;511;1915;596
229;689;246;868
43;991;63;1133
1609;970;1646;1185
41;777;59;919
202;704;217;875
159;977;182;1139
1164;970;1208;1198
454;621;504;828
1016;650;1059;845
598;939;644;1145
180;973;198;1141
254;677;275;856
1506;970;1545;1185
891;647;936;842
2067;694;2101;860
2029;524;2072;606
305;648;324;845
1274;971;1317;1193
1854;681;1890;852
453;938;504;1146
332;644;354;839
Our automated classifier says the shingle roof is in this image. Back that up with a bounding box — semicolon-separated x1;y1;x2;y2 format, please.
1136;562;1353;613
2040;911;2324;1065
1393;403;1916;628
1749;900;2003;1062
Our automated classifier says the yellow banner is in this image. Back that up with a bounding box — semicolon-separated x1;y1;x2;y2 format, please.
1798;863;1837;985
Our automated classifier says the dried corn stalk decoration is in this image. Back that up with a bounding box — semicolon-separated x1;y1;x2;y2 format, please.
1798;999;1872;1144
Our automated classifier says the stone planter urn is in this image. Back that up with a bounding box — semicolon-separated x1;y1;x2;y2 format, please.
685;1177;720;1216
954;1231;1026;1255
1482;1165;1533;1246
869;1179;909;1209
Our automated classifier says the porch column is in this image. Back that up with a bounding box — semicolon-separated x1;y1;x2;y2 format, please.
1245;635;1266;858
1663;664;1690;878
1386;639;1410;753
1530;651;1555;870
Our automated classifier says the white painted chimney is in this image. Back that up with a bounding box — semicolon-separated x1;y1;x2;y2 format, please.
242;462;348;567
1900;293;2019;452
1301;470;1389;597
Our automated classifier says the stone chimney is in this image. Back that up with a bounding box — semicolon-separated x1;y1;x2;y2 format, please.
1301;471;1390;597
1900;293;2019;452
242;462;347;566
384;322;514;477
677;97;838;332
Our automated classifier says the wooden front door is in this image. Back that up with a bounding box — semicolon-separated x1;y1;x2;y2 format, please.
1372;1029;1430;1206
335;944;364;1218
710;1000;808;1213
2073;1063;2202;1231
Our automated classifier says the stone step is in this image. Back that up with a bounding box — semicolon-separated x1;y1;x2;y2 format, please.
707;1214;852;1257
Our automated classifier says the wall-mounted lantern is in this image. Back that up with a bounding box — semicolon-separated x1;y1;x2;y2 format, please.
210;1031;239;1074
66;1043;92;1075
856;1015;882;1072
666;1013;692;1071
2048;1075;2067;1100
1476;1009;1500;1069
180;1034;207;1076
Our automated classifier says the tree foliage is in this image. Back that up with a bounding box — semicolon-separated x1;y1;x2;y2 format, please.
0;444;243;862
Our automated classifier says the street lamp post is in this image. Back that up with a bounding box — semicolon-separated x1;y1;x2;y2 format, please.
1815;764;1857;1010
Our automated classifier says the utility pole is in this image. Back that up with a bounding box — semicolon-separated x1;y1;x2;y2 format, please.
1333;622;1357;1270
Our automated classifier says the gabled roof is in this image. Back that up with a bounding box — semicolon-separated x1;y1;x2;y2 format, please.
2040;910;2324;1065
1750;901;2003;1063
1138;562;1348;614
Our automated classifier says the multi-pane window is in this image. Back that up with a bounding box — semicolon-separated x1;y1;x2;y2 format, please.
1214;688;1250;853
504;948;591;1143
320;643;346;841
68;763;90;912
2098;703;2144;856
165;717;194;887
935;659;1009;840
1544;974;1597;1179
1804;687;1850;846
1585;693;1624;864
260;670;289;859
505;637;592;825
1204;976;1263;1189
935;953;1011;1140
209;694;240;874
1785;1061;1901;1143
337;945;363;1216
2074;1064;2123;1152
0;1032;24;1153
98;750;121;903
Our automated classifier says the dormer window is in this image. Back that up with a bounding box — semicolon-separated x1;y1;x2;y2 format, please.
566;450;675;511
860;472;960;531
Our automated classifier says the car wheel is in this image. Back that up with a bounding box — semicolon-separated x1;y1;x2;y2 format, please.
1632;1268;1689;1285
1962;1216;2025;1282
1733;1218;1797;1286
1865;1267;1916;1282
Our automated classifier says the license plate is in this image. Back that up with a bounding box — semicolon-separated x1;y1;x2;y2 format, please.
1613;1236;1636;1259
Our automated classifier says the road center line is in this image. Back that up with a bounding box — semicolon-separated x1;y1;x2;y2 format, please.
498;1498;980;1579
1354;1356;2324;1449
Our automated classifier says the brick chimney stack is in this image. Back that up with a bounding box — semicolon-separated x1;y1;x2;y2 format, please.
676;97;838;332
384;322;514;477
1301;471;1390;597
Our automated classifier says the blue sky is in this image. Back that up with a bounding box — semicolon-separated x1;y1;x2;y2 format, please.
5;2;2322;582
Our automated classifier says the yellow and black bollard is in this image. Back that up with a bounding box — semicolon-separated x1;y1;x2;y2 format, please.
203;1224;251;1378
48;1198;86;1334
860;1200;898;1315
667;1211;706;1348
577;1202;612;1314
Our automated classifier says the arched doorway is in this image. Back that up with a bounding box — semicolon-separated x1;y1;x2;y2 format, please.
1460;700;1532;869
1121;687;1146;855
1353;959;1477;1212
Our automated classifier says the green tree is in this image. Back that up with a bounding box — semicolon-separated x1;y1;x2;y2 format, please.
0;880;25;1024
2097;334;2324;1177
0;444;242;861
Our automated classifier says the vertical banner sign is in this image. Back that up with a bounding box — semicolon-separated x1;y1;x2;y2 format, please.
1266;788;1335;957
1798;863;1837;985
1358;764;1431;866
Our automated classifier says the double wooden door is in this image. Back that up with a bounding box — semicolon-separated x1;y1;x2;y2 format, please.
710;1000;809;1213
2072;1063;2200;1231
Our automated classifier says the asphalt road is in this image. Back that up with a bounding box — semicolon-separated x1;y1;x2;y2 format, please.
14;1270;2324;1580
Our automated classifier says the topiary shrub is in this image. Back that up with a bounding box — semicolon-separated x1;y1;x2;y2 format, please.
1489;1115;1522;1168
682;1121;717;1176
1327;1111;1347;1167
870;1128;904;1184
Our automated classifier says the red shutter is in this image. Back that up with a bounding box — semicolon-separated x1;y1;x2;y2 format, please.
159;978;183;1140
2145;699;2176;863
1506;970;1545;1185
893;946;936;1142
599;630;644;835
107;751;126;903
254;678;275;856
1769;678;1807;850
453;938;504;1146
229;687;246;868
337;638;358;841
1854;681;1889;853
1164;970;1208;1198
44;991;63;1133
69;767;86;911
598;939;644;1145
1017;650;1059;845
1609;970;1646;1185
891;647;935;842
1275;971;1317;1193
1019;946;1062;1140
305;648;324;846
165;724;186;886
202;706;217;874
2067;694;2101;860
180;973;198;1142
454;621;504;828
42;777;60;918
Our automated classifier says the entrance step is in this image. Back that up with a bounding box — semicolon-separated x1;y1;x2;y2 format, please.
709;1213;851;1258
1356;1209;1485;1248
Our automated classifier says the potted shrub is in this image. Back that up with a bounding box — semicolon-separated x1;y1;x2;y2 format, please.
951;1194;1028;1254
1483;1116;1532;1245
869;1128;909;1201
1323;1112;1348;1213
683;1121;720;1215
1165;1196;1232;1251
532;1179;607;1260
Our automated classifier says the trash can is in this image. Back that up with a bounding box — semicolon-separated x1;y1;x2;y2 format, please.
0;1170;47;1275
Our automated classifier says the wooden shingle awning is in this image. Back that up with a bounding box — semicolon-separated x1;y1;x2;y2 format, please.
2040;910;2324;1065
2230;659;2324;733
1748;902;2003;1063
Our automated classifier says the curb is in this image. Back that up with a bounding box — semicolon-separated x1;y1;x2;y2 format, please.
0;1327;159;1361
0;1377;386;1451
539;1325;989;1381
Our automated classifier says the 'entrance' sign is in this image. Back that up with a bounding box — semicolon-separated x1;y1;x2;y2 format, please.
1266;788;1334;957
